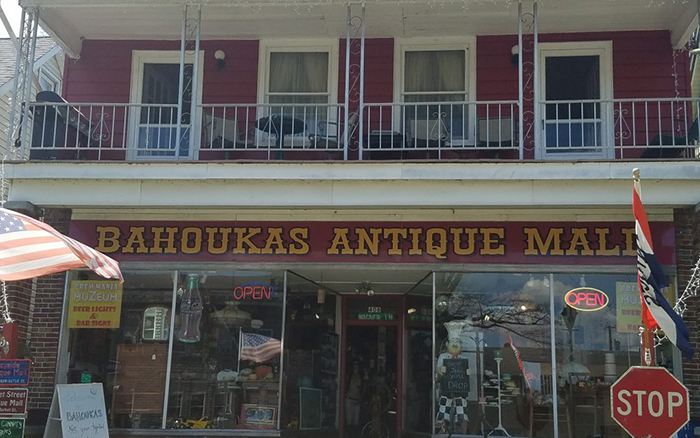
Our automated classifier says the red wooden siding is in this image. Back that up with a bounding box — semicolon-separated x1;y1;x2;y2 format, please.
60;31;687;160
64;39;259;103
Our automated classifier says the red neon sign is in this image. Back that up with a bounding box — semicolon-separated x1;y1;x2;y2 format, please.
233;283;274;301
564;287;609;312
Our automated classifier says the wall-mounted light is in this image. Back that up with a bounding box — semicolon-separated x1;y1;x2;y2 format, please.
511;45;519;66
215;50;226;71
354;281;375;296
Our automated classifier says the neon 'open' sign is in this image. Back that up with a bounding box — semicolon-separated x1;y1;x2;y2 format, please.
233;283;274;300
564;287;609;312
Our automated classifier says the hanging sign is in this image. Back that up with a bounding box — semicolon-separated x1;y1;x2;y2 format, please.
0;388;28;415
67;281;123;329
0;360;30;386
564;287;609;312
0;418;24;438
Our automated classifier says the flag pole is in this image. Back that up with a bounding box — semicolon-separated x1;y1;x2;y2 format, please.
237;327;242;374
633;168;656;367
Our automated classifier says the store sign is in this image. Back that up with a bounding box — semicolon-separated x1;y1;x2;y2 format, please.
69;220;676;265
616;282;675;334
67;281;123;329
0;389;27;415
565;287;609;312
233;283;274;301
358;306;395;321
0;361;30;387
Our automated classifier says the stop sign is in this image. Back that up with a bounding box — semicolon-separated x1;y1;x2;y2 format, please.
611;366;689;438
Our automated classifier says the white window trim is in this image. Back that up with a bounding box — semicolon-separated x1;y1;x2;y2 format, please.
255;40;339;147
537;40;614;160
128;50;205;161
394;37;477;145
257;39;339;106
38;66;62;94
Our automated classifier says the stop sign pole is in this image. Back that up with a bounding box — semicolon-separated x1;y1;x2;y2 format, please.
611;366;689;438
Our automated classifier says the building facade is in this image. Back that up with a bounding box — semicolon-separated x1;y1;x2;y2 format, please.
3;0;700;437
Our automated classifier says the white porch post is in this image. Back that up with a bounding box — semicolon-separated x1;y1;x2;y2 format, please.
189;5;202;159
533;0;540;157
518;1;524;160
358;4;366;160
175;5;187;160
7;7;39;159
344;5;351;161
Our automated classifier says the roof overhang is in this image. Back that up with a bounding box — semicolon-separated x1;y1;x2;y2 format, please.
19;0;698;58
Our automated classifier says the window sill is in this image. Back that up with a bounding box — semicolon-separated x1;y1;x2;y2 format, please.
110;429;282;436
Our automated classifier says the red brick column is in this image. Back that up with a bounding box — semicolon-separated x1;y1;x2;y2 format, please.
675;206;700;419
26;208;71;428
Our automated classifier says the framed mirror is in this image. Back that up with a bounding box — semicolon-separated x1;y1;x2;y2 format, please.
142;306;169;341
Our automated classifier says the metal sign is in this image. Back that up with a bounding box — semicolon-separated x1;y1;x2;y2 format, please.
0;360;30;386
0;388;27;415
611;366;689;438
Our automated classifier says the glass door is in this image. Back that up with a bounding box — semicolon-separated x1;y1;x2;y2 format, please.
342;296;403;438
539;43;613;159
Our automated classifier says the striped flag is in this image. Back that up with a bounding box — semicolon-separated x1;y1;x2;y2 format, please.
633;178;693;359
508;334;535;388
240;332;281;363
0;208;123;282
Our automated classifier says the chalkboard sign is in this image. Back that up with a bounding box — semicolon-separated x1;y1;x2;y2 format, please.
43;383;109;438
299;387;322;429
0;418;24;438
441;358;470;395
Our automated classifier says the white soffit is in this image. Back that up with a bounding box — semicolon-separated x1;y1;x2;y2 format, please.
27;0;695;43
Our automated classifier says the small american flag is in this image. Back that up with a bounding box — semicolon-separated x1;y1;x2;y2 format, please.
240;333;281;363
0;208;123;282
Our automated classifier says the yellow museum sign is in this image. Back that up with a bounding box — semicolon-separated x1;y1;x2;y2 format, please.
67;281;123;329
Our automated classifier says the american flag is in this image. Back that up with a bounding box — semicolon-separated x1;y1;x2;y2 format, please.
633;176;693;359
0;208;123;282
240;333;281;363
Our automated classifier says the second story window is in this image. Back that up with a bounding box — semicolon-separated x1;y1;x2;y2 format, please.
400;44;472;146
267;52;330;105
260;45;336;148
403;50;466;104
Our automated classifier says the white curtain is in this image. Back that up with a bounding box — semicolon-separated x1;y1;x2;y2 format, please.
269;52;329;102
404;50;465;94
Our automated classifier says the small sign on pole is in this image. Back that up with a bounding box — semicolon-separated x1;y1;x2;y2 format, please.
0;360;30;386
0;418;25;438
0;388;27;415
611;366;689;438
43;383;109;438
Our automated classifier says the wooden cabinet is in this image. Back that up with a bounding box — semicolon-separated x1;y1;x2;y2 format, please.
112;344;168;414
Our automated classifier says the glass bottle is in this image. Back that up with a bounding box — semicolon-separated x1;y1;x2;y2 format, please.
177;273;203;343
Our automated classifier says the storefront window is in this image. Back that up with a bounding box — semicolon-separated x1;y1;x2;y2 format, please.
166;270;284;430
63;270;174;429
405;274;433;434
552;273;676;438
434;272;554;437
283;272;339;431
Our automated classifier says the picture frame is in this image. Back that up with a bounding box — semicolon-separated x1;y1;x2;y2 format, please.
240;404;277;429
299;387;322;429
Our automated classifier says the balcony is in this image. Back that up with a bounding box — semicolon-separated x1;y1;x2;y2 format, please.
21;97;699;161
